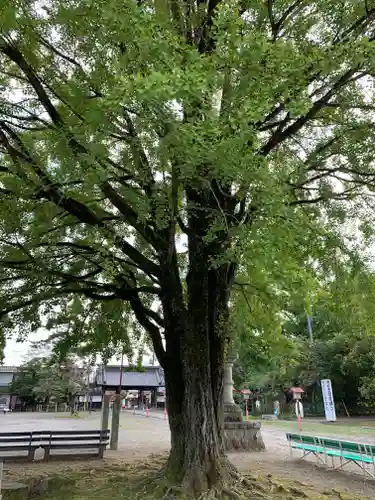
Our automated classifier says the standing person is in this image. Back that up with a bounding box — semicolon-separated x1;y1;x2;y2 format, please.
273;399;280;418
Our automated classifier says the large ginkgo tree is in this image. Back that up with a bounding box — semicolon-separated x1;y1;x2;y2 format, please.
1;0;375;496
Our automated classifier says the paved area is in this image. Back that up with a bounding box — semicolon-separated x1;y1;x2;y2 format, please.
0;411;374;498
0;410;171;458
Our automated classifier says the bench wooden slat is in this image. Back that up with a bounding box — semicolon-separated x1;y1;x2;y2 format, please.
0;432;33;437
286;433;316;445
51;430;109;435
38;436;109;442
50;434;109;438
30;430;109;436
0;437;33;443
0;429;110;461
286;431;375;478
37;439;109;444
47;443;108;449
0;436;109;443
291;443;374;464
0;446;33;452
45;452;101;460
0;430;109;436
287;433;375;455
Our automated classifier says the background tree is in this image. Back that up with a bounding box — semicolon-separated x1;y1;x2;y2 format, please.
1;0;375;496
10;355;87;409
9;357;45;409
287;263;375;414
234;259;375;416
33;357;86;409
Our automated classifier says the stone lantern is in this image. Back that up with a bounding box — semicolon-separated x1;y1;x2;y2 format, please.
289;387;304;401
223;352;265;452
223;353;242;421
289;387;305;420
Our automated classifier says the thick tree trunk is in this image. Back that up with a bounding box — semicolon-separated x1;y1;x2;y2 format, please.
164;334;229;495
153;184;237;496
161;304;232;494
160;247;235;495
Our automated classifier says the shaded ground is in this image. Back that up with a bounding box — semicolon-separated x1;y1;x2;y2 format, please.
4;457;370;500
1;412;374;499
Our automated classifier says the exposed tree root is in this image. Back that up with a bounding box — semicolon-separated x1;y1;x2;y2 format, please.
137;464;363;500
145;466;292;500
222;487;242;499
162;486;183;500
133;458;323;500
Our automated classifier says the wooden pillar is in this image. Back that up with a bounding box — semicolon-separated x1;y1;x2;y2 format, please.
110;394;121;450
101;393;110;433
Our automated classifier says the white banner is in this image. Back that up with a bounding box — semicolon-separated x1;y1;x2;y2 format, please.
321;379;336;421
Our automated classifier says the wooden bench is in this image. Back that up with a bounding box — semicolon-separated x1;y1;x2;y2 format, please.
286;432;375;478
0;430;110;461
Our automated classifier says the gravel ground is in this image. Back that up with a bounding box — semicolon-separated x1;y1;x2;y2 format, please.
231;426;375;499
1;411;374;498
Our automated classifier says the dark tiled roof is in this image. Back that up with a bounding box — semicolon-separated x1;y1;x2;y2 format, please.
96;366;164;389
0;366;18;373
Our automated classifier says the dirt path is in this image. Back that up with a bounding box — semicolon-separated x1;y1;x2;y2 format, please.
2;412;374;498
231;427;375;499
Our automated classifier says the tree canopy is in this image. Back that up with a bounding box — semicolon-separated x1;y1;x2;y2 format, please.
1;1;375;355
1;0;375;496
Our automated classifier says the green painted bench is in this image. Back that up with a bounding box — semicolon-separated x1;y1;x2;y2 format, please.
286;433;375;478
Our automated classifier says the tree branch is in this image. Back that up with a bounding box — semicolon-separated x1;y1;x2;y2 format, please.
122;109;155;197
333;5;375;44
274;0;305;36
101;180;164;249
260;67;360;155
0;122;160;279
257;6;374;132
267;0;276;38
0;39;63;127
128;293;166;366
0;287;116;319
288;189;357;206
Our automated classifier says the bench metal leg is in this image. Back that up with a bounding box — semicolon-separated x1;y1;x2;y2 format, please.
299;450;327;466
354;460;374;479
312;452;327;466
333;460;375;479
333;459;351;472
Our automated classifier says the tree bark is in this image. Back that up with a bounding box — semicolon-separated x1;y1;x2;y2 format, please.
145;181;238;496
164;323;230;495
158;235;235;495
